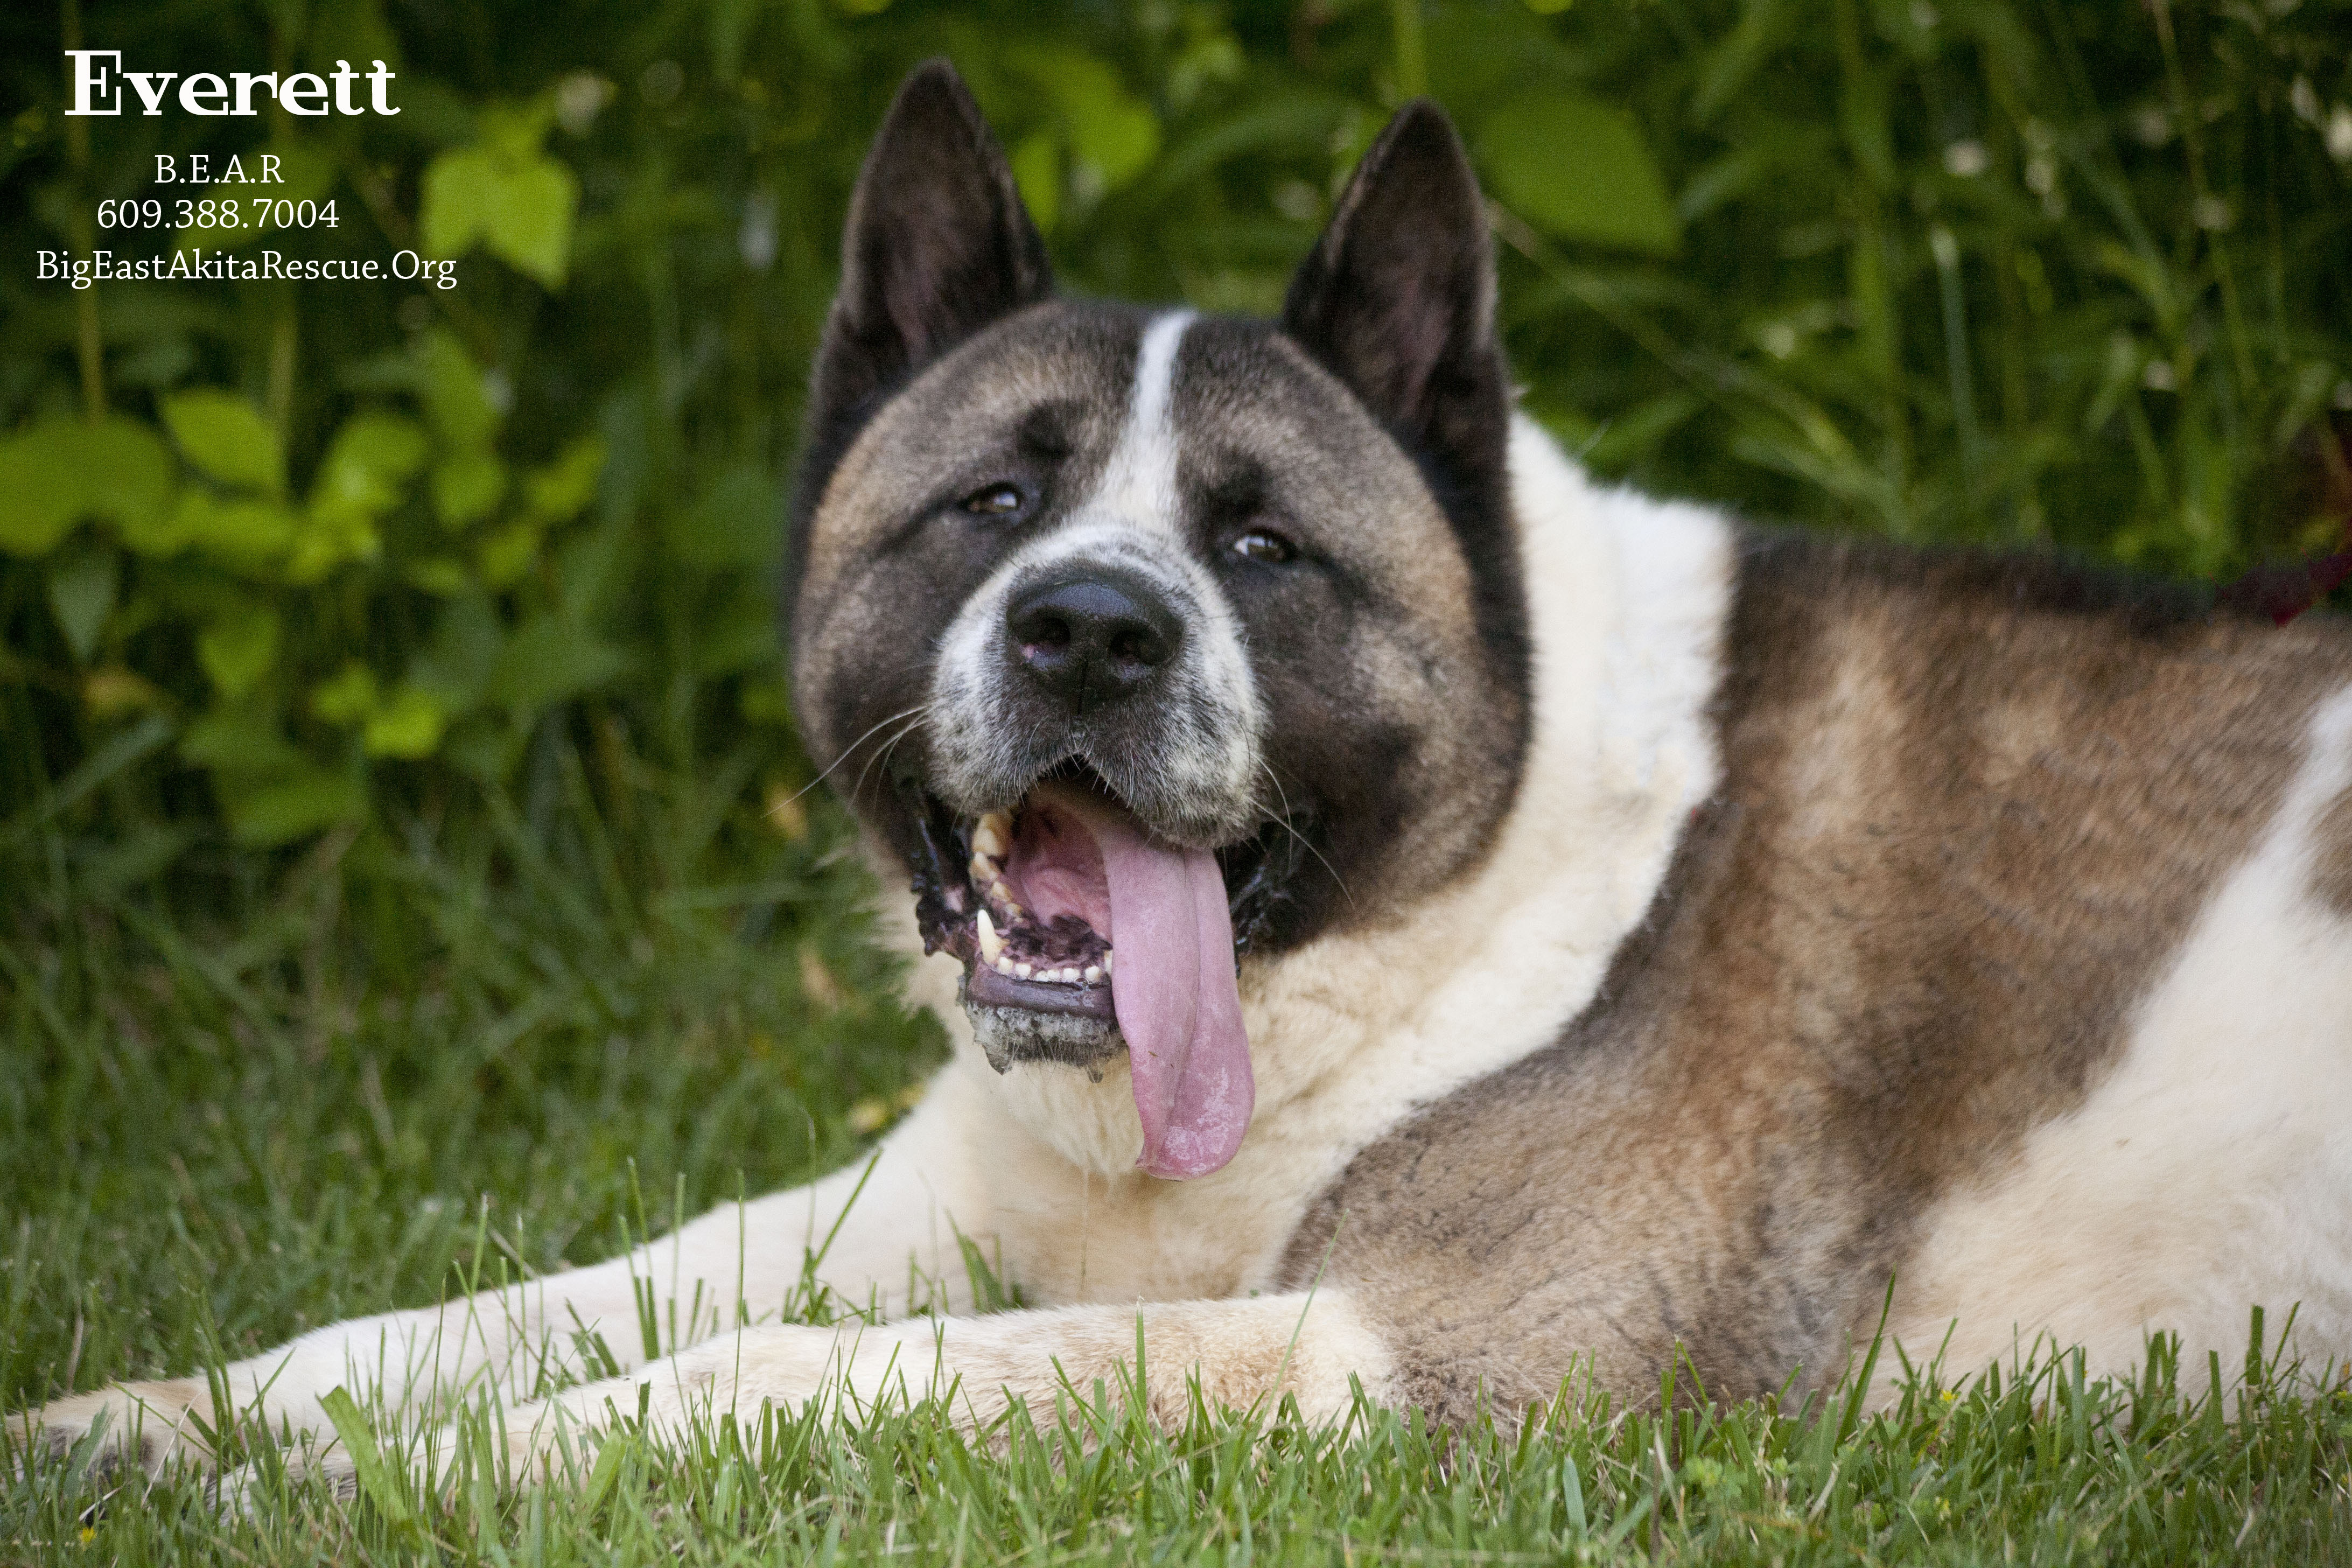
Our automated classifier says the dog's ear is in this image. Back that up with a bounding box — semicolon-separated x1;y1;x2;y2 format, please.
1282;101;1508;507
810;60;1053;436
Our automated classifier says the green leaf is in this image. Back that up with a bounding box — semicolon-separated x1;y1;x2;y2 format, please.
181;706;306;777
286;510;382;583
422;143;579;289
417;331;503;451
197;609;281;700
312;662;381;725
476;519;542;586
484;159;579;287
311;414;430;523
1481;94;1680;255
420;146;496;258
46;548;118;663
433;452;507;528
297;412;426;579
479;99;557;162
362;687;446;759
1005;49;1160;193
225;769;363;848
523;436;607;523
1010;132;1061;235
0;417;175;556
404;557;473;595
167;491;300;564
162;390;284;496
487;613;631;711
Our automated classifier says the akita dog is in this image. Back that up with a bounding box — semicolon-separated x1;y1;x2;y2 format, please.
24;62;2352;1486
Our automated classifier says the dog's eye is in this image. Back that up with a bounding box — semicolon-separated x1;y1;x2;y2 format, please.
963;484;1025;517
1230;529;1297;564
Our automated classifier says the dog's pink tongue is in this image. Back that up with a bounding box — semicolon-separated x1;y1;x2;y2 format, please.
1032;783;1252;1179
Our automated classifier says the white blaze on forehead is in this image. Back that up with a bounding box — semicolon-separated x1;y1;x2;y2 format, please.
1090;309;1197;535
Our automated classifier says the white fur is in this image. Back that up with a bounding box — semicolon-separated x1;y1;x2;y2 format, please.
1888;685;2352;1391
395;1290;1396;1486
1094;309;1194;535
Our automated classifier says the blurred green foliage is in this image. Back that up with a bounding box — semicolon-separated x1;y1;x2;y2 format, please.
2;0;2349;870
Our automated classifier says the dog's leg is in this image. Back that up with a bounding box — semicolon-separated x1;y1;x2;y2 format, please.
17;1088;986;1478
349;1291;1394;1491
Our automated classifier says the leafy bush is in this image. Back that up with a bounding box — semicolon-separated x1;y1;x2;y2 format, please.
2;0;2349;869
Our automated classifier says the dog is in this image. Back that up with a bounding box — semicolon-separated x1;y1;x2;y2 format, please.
23;60;2352;1489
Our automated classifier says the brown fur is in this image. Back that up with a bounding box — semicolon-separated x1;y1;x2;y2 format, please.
1280;531;2352;1417
2314;782;2352;915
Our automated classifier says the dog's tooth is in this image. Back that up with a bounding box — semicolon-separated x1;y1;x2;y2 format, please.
992;956;1018;977
972;814;1009;858
1013;962;1032;980
1056;968;1079;984
969;853;995;884
1101;949;1114;975
1082;965;1102;984
976;908;1004;962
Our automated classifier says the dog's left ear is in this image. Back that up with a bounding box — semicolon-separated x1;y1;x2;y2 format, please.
1282;101;1509;514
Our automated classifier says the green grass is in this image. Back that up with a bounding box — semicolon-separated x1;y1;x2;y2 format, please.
4;734;2351;1566
12;1339;2352;1565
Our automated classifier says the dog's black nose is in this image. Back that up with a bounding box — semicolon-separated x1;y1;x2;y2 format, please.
1006;570;1184;714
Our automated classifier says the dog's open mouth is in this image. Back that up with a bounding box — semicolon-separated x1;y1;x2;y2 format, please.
898;767;1313;1180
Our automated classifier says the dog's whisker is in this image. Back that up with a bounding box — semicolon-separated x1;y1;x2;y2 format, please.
772;704;929;818
852;708;937;803
1256;758;1353;909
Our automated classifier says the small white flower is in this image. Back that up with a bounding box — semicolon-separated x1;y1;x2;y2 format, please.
555;73;613;137
2289;76;2321;125
1944;140;1989;178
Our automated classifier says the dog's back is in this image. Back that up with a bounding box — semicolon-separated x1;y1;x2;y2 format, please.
1283;526;2352;1412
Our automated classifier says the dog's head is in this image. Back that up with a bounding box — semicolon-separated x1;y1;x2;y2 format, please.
787;62;1531;1178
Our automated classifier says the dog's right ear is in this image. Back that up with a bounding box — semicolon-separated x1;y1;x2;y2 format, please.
809;60;1054;439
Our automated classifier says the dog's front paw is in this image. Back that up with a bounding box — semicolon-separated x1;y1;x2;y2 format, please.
13;1380;214;1481
215;1438;363;1516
